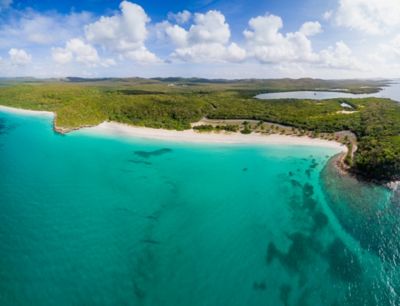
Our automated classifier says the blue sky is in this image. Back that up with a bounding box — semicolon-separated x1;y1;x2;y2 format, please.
1;0;400;78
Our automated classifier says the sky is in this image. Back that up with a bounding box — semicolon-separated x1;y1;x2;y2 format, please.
1;0;400;79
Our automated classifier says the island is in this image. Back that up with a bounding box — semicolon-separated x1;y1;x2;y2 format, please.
0;77;398;183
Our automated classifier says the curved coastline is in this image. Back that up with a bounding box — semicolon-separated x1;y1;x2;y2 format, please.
82;121;348;150
0;105;347;151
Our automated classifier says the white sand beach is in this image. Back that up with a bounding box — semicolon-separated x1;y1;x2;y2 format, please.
0;105;54;117
82;121;348;151
0;105;347;151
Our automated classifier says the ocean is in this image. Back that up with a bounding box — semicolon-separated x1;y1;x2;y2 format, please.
0;110;398;305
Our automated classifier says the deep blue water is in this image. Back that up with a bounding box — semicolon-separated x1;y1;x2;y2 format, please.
0;110;399;305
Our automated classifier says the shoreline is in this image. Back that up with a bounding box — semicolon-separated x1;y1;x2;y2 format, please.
81;121;348;151
0;105;54;117
0;104;347;151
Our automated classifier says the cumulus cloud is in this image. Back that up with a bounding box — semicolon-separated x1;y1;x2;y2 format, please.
244;14;320;63
51;47;73;65
161;10;246;63
168;10;191;24
9;48;31;65
334;0;400;35
164;24;188;47
187;10;230;45
242;13;362;70
0;0;380;77
84;0;158;63
173;42;246;63
319;41;362;69
52;38;100;66
300;21;322;36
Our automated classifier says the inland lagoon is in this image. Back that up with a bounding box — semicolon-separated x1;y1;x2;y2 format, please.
0;109;399;306
256;81;400;101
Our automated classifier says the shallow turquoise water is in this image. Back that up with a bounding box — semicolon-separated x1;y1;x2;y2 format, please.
0;110;399;305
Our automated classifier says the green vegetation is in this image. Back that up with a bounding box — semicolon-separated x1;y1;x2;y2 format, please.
0;77;398;182
193;124;239;132
240;121;252;134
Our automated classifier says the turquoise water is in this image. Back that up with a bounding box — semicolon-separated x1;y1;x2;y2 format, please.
0;110;399;305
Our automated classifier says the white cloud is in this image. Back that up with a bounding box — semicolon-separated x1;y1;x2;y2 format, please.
52;38;117;67
9;48;31;65
161;10;246;63
0;0;391;77
51;47;73;64
226;43;247;62
324;0;400;73
244;14;284;46
165;23;188;47
244;14;320;63
124;47;159;63
300;21;322;37
242;13;362;71
188;10;230;45
319;41;362;70
168;10;191;24
52;38;100;66
84;0;158;63
173;42;246;63
65;39;99;65
334;0;400;35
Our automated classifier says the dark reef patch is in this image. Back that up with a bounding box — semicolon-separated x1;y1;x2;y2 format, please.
266;242;279;264
290;179;302;188
146;214;159;221
310;159;318;169
0;117;16;136
253;281;266;291
134;148;172;158
283;233;320;272
266;233;321;273
303;183;314;197
325;239;362;283
297;288;311;306
302;183;317;211
280;284;292;306
133;281;146;300
0;117;5;134
312;211;329;230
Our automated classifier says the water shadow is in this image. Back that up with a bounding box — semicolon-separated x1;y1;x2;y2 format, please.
134;148;172;159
